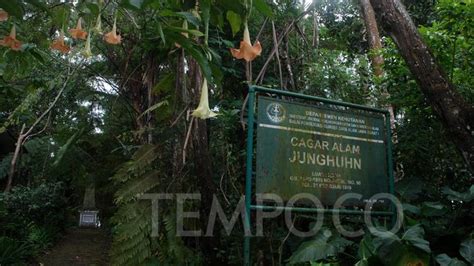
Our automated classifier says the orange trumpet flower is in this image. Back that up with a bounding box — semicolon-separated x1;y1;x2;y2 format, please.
0;9;8;22
0;25;22;51
230;24;262;62
51;31;70;54
104;16;121;45
69;17;87;40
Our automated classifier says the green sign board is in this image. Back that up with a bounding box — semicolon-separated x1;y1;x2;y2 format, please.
256;96;389;206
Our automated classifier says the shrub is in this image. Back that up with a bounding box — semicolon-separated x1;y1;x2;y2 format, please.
0;236;30;265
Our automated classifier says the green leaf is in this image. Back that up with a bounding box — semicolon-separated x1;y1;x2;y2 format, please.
355;258;369;266
201;0;211;26
358;234;376;259
253;0;273;18
401;225;431;254
175;11;201;26
168;26;205;37
403;203;421;215
421;201;447;216
152;73;174;94
395;177;423;201
157;22;165;45
29;49;45;64
51;6;70;28
53;129;83;167
137;100;169;120
288;229;351;264
226;11;241;37
0;0;24;18
25;0;49;13
460;239;474;265
370;227;400;242
120;0;144;10
220;0;245;14
442;185;474;202
86;3;100;16
436;254;468;266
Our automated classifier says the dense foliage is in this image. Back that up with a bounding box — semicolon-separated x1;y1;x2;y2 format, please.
0;0;472;265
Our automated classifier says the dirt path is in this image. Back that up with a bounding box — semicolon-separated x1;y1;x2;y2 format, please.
36;228;110;266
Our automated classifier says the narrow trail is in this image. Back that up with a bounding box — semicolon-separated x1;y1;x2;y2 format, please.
37;228;110;266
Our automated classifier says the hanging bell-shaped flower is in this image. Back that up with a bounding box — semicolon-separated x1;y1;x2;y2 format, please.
0;9;8;22
192;78;218;119
51;31;70;54
93;13;102;34
230;23;262;62
82;32;93;58
69;17;88;40
104;16;121;45
0;25;22;51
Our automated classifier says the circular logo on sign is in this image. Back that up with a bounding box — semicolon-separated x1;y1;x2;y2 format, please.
266;102;286;123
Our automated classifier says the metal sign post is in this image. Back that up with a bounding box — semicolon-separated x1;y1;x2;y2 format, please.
243;85;395;266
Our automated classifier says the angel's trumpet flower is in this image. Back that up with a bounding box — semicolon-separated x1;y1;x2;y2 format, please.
192;78;218;119
69;17;88;40
104;16;121;44
0;25;22;51
93;13;102;34
82;32;92;58
51;31;70;54
0;9;8;22
230;23;262;62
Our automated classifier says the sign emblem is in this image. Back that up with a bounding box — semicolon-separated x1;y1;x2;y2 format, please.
266;102;286;123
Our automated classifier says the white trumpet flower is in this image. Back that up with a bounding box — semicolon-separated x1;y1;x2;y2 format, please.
82;32;92;58
192;78;218;119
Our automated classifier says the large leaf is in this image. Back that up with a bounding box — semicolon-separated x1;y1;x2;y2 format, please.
253;0;273;18
420;201;447;216
53;129;84;167
137;100;169;120
403;203;421;215
51;5;70;28
164;29;213;82
358;234;376;259
288;230;351;264
120;0;145;10
460;239;474;265
226;10;241;36
0;0;24;18
355;234;381;266
152;73;175;94
442;185;474;203
395;177;423;201
201;0;211;28
436;254;468;266
401;225;431;254
167;26;205;37
219;0;245;14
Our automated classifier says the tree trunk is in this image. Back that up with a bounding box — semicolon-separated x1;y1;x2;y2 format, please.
312;11;319;49
369;0;474;170
359;0;384;76
359;0;396;134
5;124;25;192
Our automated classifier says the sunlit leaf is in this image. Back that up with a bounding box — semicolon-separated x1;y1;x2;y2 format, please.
226;10;241;36
253;0;273;18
